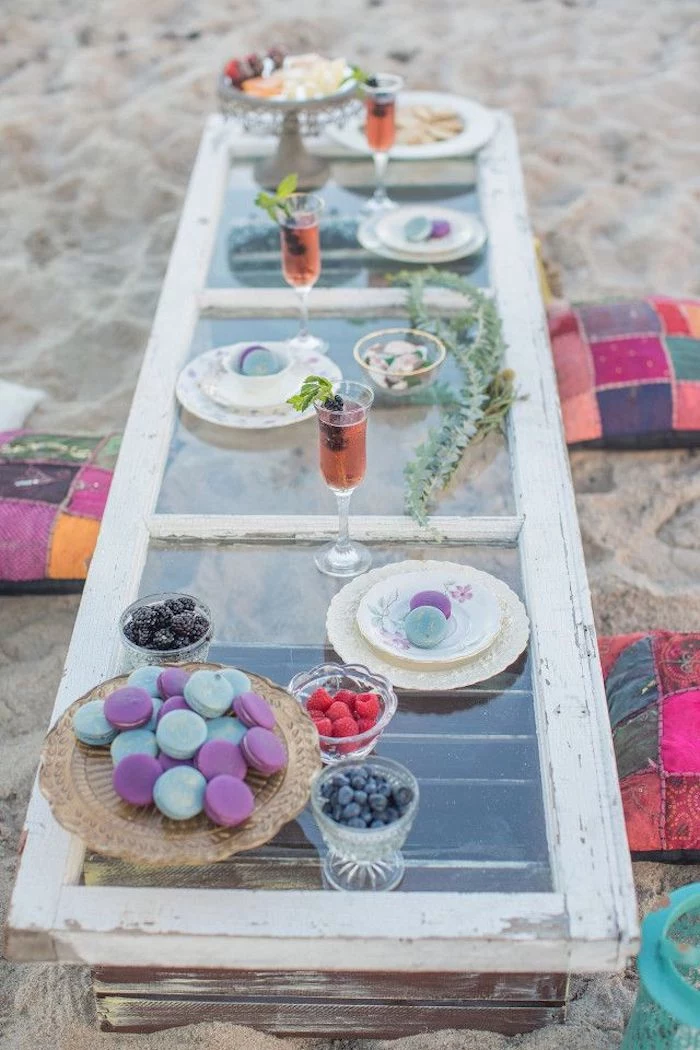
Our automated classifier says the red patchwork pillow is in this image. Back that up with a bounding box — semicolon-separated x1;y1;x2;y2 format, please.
548;298;700;447
601;631;700;860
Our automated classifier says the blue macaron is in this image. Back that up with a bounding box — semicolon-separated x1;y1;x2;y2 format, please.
206;715;247;745
184;670;234;719
156;709;207;759
220;667;252;697
145;697;163;731
127;665;164;698
404;605;449;649
153;766;206;820
73;700;119;747
110;728;159;765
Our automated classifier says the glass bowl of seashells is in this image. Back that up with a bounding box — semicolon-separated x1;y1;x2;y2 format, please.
353;327;446;397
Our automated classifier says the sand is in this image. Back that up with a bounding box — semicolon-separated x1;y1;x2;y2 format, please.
1;0;700;1046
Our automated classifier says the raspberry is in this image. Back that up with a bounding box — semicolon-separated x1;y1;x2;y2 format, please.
313;718;333;737
333;689;358;706
309;708;327;722
326;701;352;722
332;717;359;738
355;693;381;720
357;717;376;734
307;688;333;713
224;58;242;83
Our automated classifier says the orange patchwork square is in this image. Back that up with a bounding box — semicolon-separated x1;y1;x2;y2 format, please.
47;512;101;580
674;381;700;431
682;303;700;338
561;390;601;444
550;328;593;400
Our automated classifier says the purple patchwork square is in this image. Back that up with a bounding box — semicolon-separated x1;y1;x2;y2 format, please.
579;301;662;341
66;466;113;519
592;336;670;388
0;499;56;581
598;383;673;437
0;462;77;504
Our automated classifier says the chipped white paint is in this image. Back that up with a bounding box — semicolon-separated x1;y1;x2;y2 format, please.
6;112;638;973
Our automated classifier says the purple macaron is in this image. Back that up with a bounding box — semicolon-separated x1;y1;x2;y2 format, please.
157;695;190;723
233;691;276;731
195;739;247;781
409;589;452;620
113;753;161;806
204;774;255;827
158;667;191;699
240;727;287;775
104;687;154;730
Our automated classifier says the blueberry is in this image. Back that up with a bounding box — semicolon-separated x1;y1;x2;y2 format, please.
351;775;367;789
333;774;349;788
353;790;368;805
376;783;391;798
322;801;332;814
337;785;354;806
395;786;413;807
369;819;385;828
332;806;343;821
342;802;361;819
360;808;372;823
385;806;399;823
320;782;334;798
365;778;378;794
369;793;387;812
348;817;366;828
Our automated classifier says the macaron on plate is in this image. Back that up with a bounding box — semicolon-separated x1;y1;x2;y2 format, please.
39;662;321;866
355;568;502;666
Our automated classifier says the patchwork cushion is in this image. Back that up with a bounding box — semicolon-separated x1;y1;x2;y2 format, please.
548;297;700;447
0;431;121;592
600;631;700;860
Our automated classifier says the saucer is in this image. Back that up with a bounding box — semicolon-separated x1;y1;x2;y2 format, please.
375;206;478;257
176;347;342;430
356;568;501;666
357;214;487;264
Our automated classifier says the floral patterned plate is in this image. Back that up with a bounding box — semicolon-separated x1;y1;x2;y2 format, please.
175;347;342;430
356;568;501;666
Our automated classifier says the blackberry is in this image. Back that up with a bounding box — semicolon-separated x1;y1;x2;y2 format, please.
136;627;154;648
123;620;138;642
132;606;157;627
323;394;344;411
151;628;176;651
171;611;196;638
190;614;209;641
366;74;379;88
282;227;305;257
179;596;196;611
164;597;187;616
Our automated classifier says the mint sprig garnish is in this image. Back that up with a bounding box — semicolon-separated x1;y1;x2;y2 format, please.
254;173;298;223
287;375;334;412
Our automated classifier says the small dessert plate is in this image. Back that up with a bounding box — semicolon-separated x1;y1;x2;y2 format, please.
356;568;501;666
376;206;478;257
176;347;341;430
357;214;487;265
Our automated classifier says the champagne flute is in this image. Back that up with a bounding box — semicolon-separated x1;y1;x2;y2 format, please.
314;381;374;577
360;73;404;215
279;192;327;354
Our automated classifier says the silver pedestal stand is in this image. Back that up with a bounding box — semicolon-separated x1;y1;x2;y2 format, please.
217;76;361;189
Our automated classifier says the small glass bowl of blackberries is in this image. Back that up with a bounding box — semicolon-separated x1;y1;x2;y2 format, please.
119;592;213;669
310;756;419;891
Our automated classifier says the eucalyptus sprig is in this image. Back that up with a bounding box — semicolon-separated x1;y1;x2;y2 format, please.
254;173;298;223
287;375;334;413
389;268;518;529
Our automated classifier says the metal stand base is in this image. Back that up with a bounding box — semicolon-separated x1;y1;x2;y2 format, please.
254;113;330;190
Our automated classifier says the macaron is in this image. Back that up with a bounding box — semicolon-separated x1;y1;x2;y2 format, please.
126;665;164;697
145;697;163;731
204;774;255;827
184;670;234;719
238;346;281;376
159;753;194;772
156;709;207;759
206;715;247;745
110;728;158;765
157;667;191;700
409;589;452;620
195;739;247;781
113;753;161;807
153;766;206;820
404;605;449;649
73;699;119;747
220;667;252;697
240;727;287;776
104;686;154;730
233;691;276;730
157;695;189;722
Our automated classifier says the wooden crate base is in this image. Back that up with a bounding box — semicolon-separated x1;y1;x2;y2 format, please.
93;967;568;1036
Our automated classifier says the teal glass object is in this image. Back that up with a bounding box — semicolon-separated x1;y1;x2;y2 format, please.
621;883;700;1049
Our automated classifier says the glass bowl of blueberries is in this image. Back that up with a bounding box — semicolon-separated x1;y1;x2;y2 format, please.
119;592;213;669
310;756;419;891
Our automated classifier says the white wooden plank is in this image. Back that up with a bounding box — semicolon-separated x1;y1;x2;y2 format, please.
148;513;522;545
199;286;490;318
479;114;637;964
6;115;232;960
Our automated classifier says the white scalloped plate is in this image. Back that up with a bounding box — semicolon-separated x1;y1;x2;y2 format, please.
327;561;529;690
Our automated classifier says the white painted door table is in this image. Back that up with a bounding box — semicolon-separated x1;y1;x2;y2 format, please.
6;113;638;1036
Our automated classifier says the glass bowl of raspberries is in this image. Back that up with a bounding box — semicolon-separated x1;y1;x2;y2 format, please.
288;662;397;763
119;592;213;669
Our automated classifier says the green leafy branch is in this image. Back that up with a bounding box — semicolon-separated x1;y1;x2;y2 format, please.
254;173;298;223
287;375;334;413
389;268;517;529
